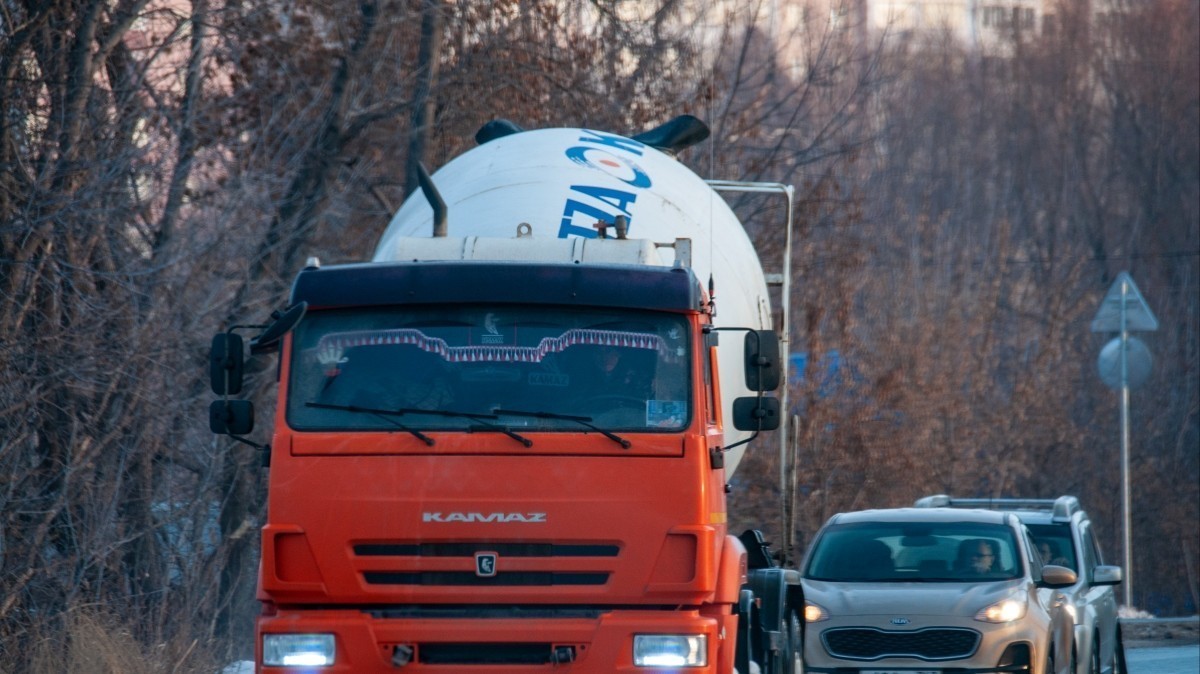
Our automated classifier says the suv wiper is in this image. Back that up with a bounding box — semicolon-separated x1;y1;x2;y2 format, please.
305;402;434;446
492;408;631;449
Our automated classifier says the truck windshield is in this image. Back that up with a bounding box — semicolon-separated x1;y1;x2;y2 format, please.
805;522;1023;582
286;305;691;432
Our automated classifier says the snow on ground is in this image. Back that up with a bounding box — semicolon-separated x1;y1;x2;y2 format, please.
1121;605;1158;619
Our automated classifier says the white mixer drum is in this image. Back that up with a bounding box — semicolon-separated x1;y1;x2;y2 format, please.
375;127;772;475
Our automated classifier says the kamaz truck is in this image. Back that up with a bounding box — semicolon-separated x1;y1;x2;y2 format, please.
210;115;804;672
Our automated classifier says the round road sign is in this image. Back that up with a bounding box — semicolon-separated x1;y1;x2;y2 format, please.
1097;336;1153;390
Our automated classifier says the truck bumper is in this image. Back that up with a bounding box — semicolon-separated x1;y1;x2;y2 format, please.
257;607;735;673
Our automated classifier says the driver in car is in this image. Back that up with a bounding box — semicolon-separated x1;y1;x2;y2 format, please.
562;344;653;418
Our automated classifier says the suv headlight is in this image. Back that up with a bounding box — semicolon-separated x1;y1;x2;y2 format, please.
804;601;830;622
633;634;707;667
975;597;1027;623
262;633;335;667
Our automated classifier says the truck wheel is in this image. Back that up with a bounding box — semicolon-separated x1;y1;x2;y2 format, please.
735;589;756;674
761;610;803;674
783;611;803;674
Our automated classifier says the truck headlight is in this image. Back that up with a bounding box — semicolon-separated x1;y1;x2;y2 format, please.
262;633;335;667
633;634;707;667
975;597;1027;623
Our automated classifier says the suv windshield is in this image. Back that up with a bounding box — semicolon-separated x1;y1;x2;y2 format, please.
805;522;1023;582
287;305;690;432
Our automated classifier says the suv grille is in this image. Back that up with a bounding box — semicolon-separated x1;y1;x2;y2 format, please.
822;627;980;660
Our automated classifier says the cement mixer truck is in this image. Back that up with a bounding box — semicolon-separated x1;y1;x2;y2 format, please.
209;115;803;673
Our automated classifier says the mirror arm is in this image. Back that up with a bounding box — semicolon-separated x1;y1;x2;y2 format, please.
711;326;763;388
224;435;271;468
721;429;760;454
225;434;267;452
712;326;780;392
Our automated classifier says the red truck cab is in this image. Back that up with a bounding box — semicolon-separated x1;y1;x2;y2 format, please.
225;258;782;672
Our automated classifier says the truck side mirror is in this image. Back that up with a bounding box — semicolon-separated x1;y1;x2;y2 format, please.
732;396;781;431
209;399;254;435
210;333;244;395
744;330;781;391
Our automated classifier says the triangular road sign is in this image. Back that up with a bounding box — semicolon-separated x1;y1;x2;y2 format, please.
1091;272;1159;332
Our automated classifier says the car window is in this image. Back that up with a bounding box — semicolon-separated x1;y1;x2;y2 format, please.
1021;527;1044;580
1085;522;1105;567
1073;522;1095;576
1026;523;1077;572
805;521;1022;582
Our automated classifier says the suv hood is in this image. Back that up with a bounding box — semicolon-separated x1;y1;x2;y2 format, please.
802;578;1025;618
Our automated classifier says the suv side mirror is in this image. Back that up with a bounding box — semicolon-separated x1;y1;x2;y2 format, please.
732;396;781;431
1093;565;1123;586
744;330;781;392
209;399;254;435
1038;564;1078;588
210;333;244;395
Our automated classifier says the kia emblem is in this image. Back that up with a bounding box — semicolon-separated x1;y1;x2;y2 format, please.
891;617;910;625
475;552;498;578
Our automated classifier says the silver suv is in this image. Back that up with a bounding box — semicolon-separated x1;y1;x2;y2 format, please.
915;496;1125;674
801;507;1078;674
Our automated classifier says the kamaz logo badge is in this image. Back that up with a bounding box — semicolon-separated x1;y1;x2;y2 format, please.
482;312;504;344
422;512;547;523
475;552;498;577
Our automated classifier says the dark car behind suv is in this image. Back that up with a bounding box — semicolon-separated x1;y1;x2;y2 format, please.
915;495;1126;674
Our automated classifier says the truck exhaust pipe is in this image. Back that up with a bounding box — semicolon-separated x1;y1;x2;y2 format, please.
416;162;447;237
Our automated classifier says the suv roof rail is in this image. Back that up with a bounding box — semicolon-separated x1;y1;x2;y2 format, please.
914;494;1081;523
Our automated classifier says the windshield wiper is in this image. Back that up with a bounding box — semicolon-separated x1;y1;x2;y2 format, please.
305;402;434;446
465;422;533;448
491;408;631;449
304;402;530;446
388;408;532;447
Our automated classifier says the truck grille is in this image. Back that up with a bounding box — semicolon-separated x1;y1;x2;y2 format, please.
354;542;619;557
355;540;618;587
822;627;980;661
418;643;573;664
363;571;608;586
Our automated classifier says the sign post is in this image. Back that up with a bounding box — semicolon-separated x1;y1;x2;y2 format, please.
1090;272;1158;608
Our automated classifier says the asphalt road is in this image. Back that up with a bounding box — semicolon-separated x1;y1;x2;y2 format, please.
1126;644;1199;674
220;643;1200;673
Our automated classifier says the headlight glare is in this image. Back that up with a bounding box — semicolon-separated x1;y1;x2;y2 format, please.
975;597;1027;623
804;601;830;622
633;634;707;667
262;633;335;667
1063;603;1078;621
